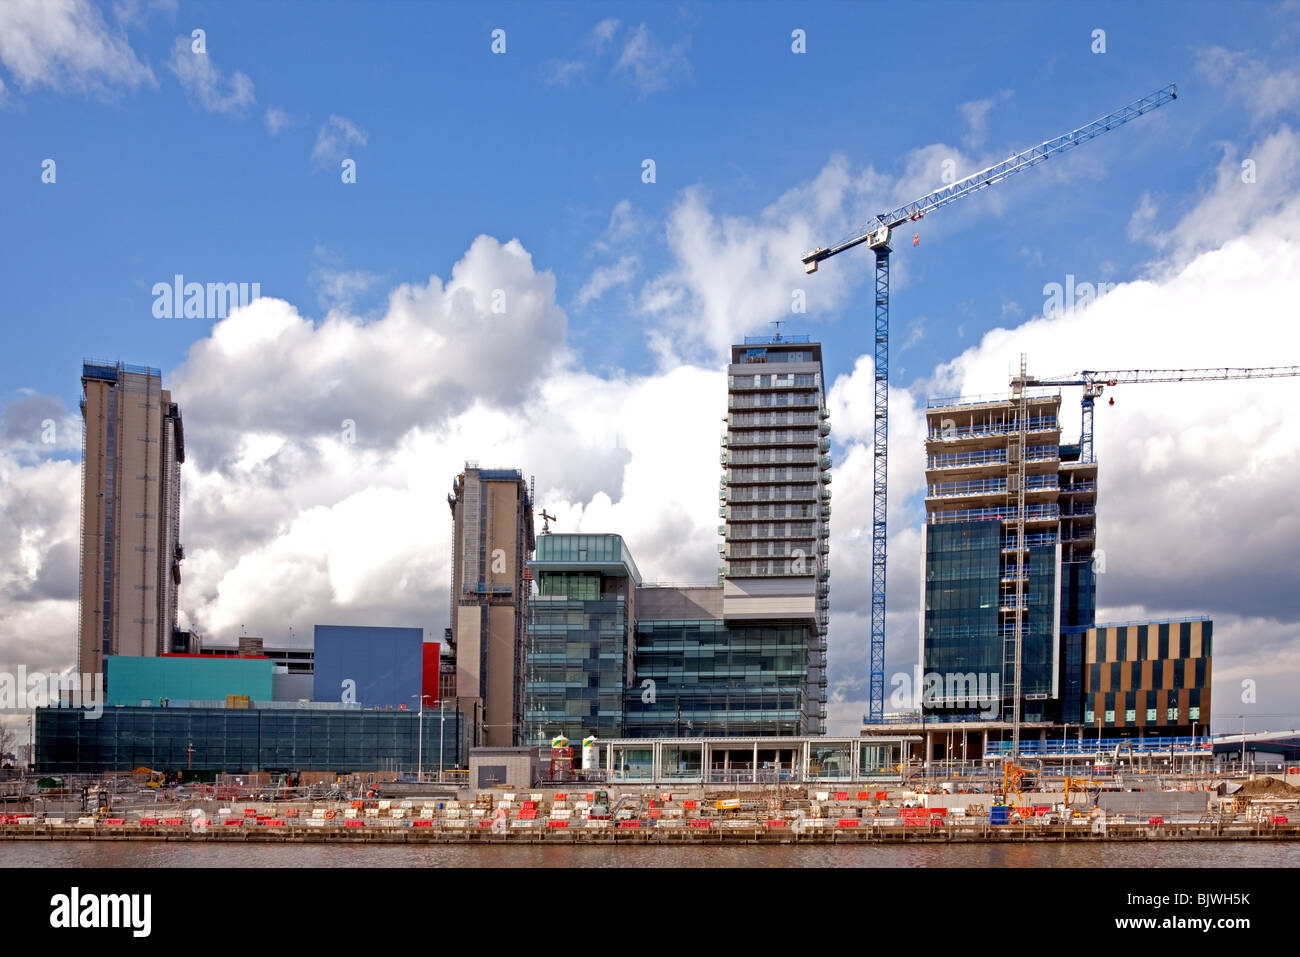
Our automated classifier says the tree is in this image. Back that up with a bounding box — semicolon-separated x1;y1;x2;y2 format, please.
0;724;16;767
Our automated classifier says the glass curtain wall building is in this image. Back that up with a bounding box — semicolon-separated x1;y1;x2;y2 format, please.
921;391;1097;725
624;618;808;737
35;705;467;774
523;534;641;746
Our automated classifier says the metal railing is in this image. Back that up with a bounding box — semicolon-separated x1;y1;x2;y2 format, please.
927;417;1059;440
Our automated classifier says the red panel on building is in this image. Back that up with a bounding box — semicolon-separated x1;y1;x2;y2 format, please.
422;642;440;703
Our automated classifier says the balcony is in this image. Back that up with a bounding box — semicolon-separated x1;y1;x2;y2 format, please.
927;504;1058;525
925;417;1060;441
818;421;830;436
729;393;819;411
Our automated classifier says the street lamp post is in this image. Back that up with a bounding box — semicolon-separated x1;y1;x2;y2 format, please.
412;693;437;782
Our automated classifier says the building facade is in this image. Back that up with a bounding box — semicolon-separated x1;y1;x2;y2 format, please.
36;704;467;775
447;465;536;747
78;361;185;678
624;586;811;738
919;390;1098;725
720;335;830;733
312;625;435;710
106;654;274;707
524;533;640;746
1082;618;1211;737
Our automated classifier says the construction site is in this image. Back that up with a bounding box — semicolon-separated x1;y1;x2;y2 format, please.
2;767;1298;846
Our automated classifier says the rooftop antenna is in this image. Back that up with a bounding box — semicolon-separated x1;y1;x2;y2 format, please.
770;320;785;341
539;509;556;534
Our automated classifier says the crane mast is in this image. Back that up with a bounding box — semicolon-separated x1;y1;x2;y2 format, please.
801;85;1177;725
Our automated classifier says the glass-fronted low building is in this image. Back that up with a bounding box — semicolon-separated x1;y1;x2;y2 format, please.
525;535;817;744
35;704;467;775
623;606;810;738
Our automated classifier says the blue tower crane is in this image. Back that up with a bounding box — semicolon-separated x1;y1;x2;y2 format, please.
801;85;1178;724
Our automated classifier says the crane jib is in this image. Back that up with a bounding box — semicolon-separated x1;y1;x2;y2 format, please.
825;85;1177;258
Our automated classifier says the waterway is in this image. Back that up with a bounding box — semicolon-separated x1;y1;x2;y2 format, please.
2;841;1296;867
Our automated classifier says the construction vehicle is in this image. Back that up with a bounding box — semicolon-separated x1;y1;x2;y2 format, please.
588;790;611;820
800;84;1177;726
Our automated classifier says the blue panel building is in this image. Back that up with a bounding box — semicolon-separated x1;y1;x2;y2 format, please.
313;625;424;709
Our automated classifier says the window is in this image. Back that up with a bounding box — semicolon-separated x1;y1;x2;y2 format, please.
1146;708;1157;722
1167;707;1178;721
1084;709;1095;723
1125;709;1136;723
1188;706;1200;721
1104;709;1114;723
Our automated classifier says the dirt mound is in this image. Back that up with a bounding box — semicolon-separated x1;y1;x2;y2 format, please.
1232;776;1300;796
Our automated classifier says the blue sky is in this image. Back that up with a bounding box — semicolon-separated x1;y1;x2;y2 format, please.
4;1;1274;401
3;0;1300;736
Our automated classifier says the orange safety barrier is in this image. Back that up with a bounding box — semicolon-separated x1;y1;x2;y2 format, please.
547;820;569;828
477;819;494;828
764;819;788;827
586;792;594;802
1272;816;1289;824
243;808;257;816
649;809;662;819
554;793;567;801
688;820;711;828
162;818;183;826
837;819;860;827
268;819;285;826
413;820;433;827
1148;817;1164;825
876;791;888;800
617;820;641;828
350;800;364;809
522;801;536;811
683;800;697;809
285;808;299;817
835;791;849;800
105;818;125;825
224;818;243;826
140;818;158;826
518;810;537;820
345;819;364;827
857;791;870;800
